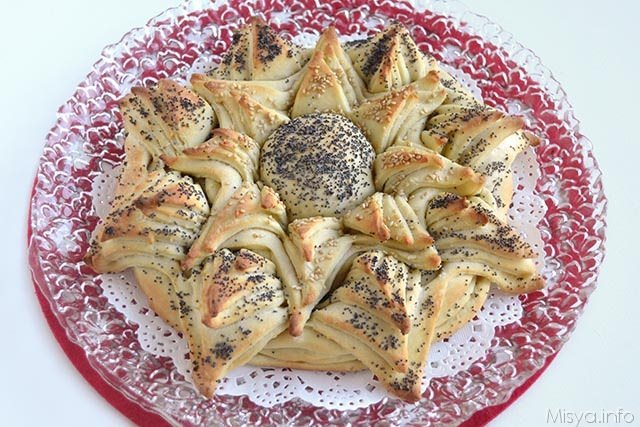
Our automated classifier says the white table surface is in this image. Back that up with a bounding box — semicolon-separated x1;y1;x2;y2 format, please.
1;1;638;426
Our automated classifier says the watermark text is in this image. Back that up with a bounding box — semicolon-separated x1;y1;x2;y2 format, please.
547;408;635;426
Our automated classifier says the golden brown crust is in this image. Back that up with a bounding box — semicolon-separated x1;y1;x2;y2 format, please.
120;79;214;159
309;251;447;401
311;252;416;373
346;194;391;241
346;253;412;334
343;193;440;270
200;249;284;328
426;193;544;294
86;162;210;332
427;194;537;259
345;23;438;93
213;17;310;81
87;169;209;271
379;147;446;169
422;70;538;218
163;129;258;178
175;249;288;398
183;183;287;270
349;70;446;153
190;74;294;146
343;193;433;246
161;128;260;210
291;27;366;117
284;217;355;335
181;182;305;336
288;217;329;262
374;145;485;197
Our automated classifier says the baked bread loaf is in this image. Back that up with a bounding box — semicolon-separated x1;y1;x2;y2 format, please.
87;19;545;401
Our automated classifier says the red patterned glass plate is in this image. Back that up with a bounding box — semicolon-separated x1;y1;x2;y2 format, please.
27;0;607;425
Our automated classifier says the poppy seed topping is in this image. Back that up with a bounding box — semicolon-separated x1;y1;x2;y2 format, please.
260;112;376;220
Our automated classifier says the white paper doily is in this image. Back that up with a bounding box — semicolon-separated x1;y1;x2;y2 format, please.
92;64;546;410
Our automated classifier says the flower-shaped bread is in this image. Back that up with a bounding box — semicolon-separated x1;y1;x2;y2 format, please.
87;18;543;401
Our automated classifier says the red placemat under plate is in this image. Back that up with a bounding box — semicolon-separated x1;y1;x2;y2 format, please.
27;0;607;425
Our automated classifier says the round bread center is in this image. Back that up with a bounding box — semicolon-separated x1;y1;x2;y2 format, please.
260;113;376;220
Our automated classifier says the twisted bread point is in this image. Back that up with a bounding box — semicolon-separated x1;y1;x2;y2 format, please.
423;70;539;215
190;73;296;146
183;182;287;269
407;188;496;340
473;131;538;218
343;192;440;270
211;17;310;81
120;79;215;162
291;27;366;117
176;249;288;398
283;217;355;335
349;70;446;154
161;128;260;210
86;148;209;328
309;251;446;401
87;169;208;273
374;145;485;197
182;183;309;335
426;193;544;294
345;23;438;93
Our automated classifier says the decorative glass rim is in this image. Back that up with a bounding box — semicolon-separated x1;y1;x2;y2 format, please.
27;0;607;425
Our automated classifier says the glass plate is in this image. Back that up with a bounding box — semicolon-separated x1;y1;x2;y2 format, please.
27;0;607;425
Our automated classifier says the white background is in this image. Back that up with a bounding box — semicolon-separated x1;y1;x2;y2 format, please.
0;1;638;426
